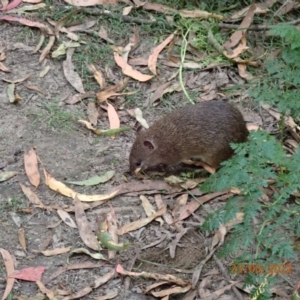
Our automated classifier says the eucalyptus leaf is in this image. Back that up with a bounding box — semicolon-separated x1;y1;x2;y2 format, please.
67;170;115;186
69;248;106;260
98;232;130;251
0;171;17;182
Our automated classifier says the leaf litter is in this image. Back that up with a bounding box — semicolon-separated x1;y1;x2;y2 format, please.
1;0;297;298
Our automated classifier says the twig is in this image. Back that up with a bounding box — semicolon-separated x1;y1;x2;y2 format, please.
83;7;171;27
213;254;244;300
219;18;300;31
274;0;291;16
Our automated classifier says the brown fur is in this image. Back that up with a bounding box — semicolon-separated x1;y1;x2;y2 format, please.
129;101;249;172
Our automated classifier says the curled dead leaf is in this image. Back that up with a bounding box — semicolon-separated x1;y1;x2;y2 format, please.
114;52;153;82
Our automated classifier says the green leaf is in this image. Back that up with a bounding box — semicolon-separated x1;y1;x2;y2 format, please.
98;232;130;251
67;170;115;186
0;171;17;182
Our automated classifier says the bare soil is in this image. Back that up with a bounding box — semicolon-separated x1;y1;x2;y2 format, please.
0;14;298;300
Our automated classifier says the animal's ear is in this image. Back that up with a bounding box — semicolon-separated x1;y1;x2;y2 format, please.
143;140;155;151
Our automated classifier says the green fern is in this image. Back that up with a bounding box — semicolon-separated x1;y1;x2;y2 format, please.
201;130;300;298
249;24;300;118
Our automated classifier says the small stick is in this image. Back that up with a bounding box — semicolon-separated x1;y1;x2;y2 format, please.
213;254;244;300
219;18;300;31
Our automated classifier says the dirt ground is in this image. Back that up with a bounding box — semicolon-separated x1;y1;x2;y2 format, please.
0;8;299;300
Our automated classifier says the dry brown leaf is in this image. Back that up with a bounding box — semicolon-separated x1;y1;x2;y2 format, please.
134;108;149;128
98;26;115;44
40;35;56;63
128;57;148;66
88;63;106;89
237;63;254;80
0;61;10;72
148;31;176;75
247;124;260;131
0;0;9;9
94;291;119;300
78;119;102;134
19;183;47;209
107;102;120;129
169;228;188;258
211;225;226;250
23;0;43;2
151;284;192;298
32;34;45;53
116;264;188;286
224;3;256;49
63;48;85;94
178;9;222;20
0;248;15;300
92;268;116;289
224;34;248;59
63;0;117;6
276;0;297;15
122;42;134;62
40;247;71;256
114;52;153;82
97;90;136;102
44;169;75;198
106;208;118;259
65;91;95;105
155;194;173;225
140;195;163;226
57;209;77;228
87;102;99;126
7;83;21;103
123;5;133;15
144;281;170;293
0;15;53;35
183;159;216;174
0;51;6;61
36;281;55;299
224;212;244;231
2;72;32;83
132;0;144;6
96;78;130;102
175;191;228;222
118;205;166;235
43;262;104;285
74;196;100;251
47;18;79;41
39;66;50;77
228;1;274;21
23;84;45;94
53;9;81;38
142;2;176;13
200;281;239;298
142;2;222;20
172;194;188;220
18;228;27;252
130;27;140;52
44;169;120;202
61;269;115;300
150;82;172;104
89;180;177;209
67;20;97;32
24;148;40;188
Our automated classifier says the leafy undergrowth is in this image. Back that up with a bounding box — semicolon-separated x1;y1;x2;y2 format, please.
0;0;300;299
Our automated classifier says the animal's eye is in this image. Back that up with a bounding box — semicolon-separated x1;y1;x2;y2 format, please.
136;160;142;167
